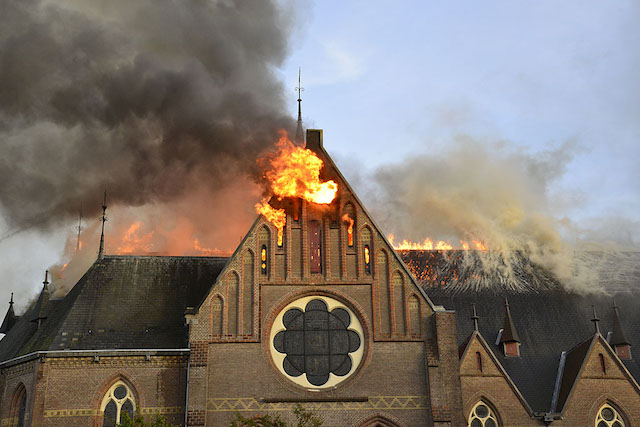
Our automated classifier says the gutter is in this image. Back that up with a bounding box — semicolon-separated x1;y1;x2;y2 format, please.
0;348;190;368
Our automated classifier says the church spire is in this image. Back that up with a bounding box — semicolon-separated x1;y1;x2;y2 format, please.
30;270;50;328
295;67;305;144
0;293;17;334
471;303;479;331
98;191;107;259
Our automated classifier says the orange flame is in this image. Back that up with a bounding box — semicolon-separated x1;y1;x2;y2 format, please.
342;213;354;246
117;222;154;254
388;234;486;251
255;201;285;246
255;130;338;243
262;131;338;204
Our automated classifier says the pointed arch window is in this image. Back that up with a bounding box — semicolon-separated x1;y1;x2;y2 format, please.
595;403;625;427
101;381;135;427
261;245;268;275
468;401;499;427
476;352;483;372
10;383;27;427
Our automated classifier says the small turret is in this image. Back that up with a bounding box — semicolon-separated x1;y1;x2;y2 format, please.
609;299;631;360
499;297;521;357
30;271;51;328
0;293;17;334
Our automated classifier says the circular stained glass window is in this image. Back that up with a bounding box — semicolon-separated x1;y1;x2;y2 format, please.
269;296;364;389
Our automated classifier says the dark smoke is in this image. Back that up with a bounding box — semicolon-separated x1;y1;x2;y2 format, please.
0;0;296;231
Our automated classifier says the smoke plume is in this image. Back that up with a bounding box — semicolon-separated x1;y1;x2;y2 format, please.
0;0;295;232
365;135;638;294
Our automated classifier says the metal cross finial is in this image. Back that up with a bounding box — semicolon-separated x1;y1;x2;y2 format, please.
295;67;305;143
10;293;13;305
471;303;479;331
98;191;108;259
591;304;600;334
295;67;305;102
76;207;84;252
43;270;49;285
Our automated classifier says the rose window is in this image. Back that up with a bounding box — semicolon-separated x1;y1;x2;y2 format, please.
270;296;364;389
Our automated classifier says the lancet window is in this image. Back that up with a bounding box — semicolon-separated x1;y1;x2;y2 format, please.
101;381;135;426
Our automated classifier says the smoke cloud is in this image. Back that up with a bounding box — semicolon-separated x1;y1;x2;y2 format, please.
364;135;638;294
0;0;296;232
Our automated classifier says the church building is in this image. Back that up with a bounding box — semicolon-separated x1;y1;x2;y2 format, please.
0;128;639;426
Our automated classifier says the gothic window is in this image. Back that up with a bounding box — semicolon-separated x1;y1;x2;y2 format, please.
309;220;322;273
270;296;364;389
468;401;499;427
364;245;371;274
261;245;268;275
342;203;355;248
599;353;606;375
10;383;27;427
212;296;223;336
596;403;625;427
476;352;483;372
101;381;135;427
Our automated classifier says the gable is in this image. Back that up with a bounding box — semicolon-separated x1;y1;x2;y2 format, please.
192;129;437;344
556;335;640;415
459;332;532;417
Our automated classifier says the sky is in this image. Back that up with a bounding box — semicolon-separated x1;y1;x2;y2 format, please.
1;0;639;312
280;0;639;225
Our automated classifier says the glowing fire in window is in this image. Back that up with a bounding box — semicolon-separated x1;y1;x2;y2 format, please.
342;213;354;246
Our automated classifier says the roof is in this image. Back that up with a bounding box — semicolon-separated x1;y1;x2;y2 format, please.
554;334;595;413
399;250;640;413
0;255;228;362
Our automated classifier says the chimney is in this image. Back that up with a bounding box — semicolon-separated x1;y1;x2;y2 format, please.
305;129;323;153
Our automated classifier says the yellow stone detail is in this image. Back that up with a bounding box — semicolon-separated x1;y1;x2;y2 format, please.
206;396;428;412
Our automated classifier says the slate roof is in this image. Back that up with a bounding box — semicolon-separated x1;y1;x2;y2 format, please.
0;255;228;362
399;250;640;414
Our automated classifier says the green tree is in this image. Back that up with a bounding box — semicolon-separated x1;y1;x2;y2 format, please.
230;404;323;427
117;410;181;427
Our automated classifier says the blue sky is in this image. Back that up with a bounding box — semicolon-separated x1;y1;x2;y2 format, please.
279;0;639;225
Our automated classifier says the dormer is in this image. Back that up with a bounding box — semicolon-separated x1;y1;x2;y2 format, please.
498;297;521;357
609;299;631;360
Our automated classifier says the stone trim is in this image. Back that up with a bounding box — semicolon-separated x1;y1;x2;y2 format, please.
207;396;429;412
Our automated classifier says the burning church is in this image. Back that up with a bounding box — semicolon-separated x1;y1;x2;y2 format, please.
0;127;639;426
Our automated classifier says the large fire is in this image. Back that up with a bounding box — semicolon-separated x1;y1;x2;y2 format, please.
255;131;338;243
388;233;487;252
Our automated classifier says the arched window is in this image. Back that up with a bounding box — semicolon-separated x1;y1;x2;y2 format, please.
261;245;268;275
599;353;607;375
101;381;136;427
476;352;483;372
10;383;27;427
468;401;499;427
595;403;625;427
